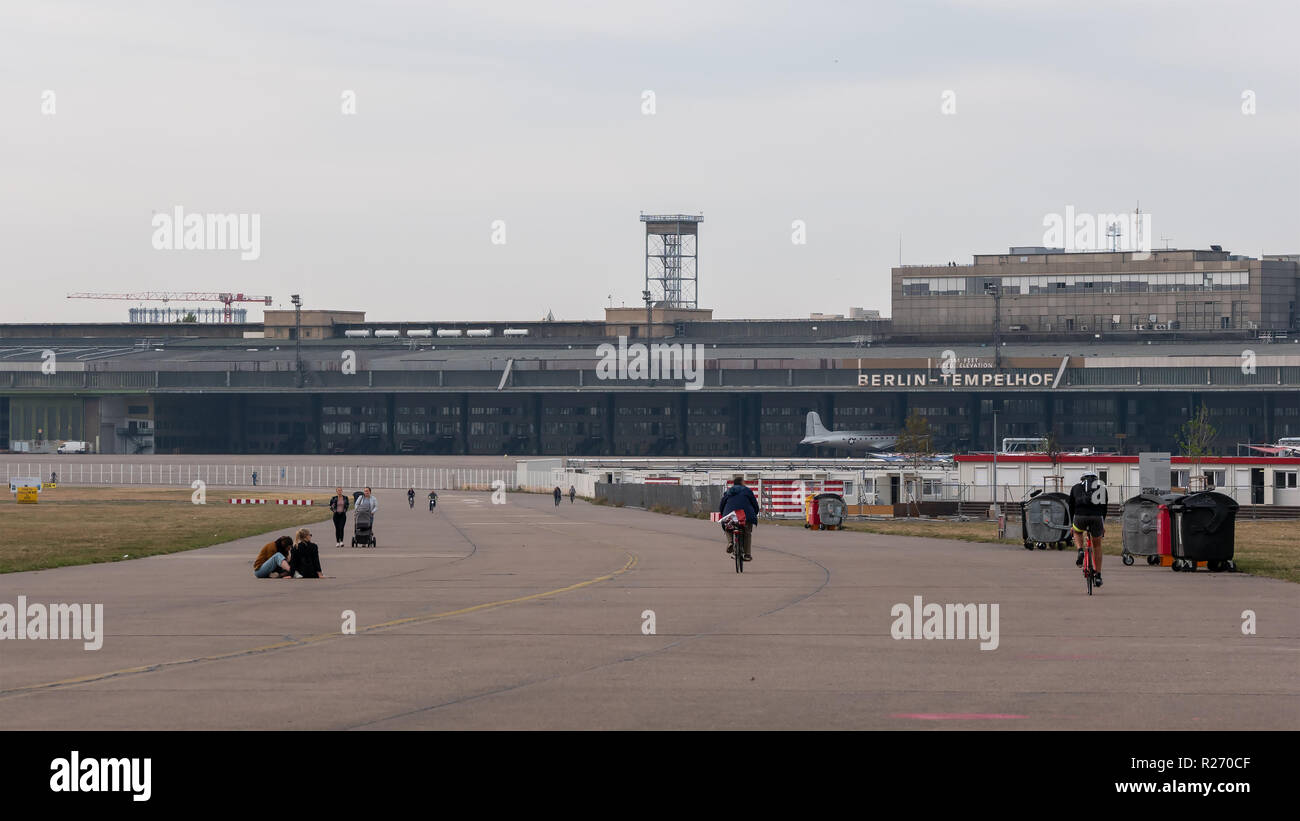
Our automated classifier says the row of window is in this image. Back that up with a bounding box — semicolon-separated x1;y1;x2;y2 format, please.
902;272;1250;296
321;422;388;435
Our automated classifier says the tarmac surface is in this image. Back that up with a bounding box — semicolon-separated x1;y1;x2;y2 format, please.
0;488;1296;730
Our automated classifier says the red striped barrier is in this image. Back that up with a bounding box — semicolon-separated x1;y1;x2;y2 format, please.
228;498;314;505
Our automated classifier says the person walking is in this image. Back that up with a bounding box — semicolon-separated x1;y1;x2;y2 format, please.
356;487;379;518
328;486;350;548
553;486;562;506
251;470;258;487
568;485;576;504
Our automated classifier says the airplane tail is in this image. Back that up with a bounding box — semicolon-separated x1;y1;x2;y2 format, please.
805;411;830;438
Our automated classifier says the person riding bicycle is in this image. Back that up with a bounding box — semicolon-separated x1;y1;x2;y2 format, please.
718;478;759;561
428;490;438;510
407;488;415;508
1068;470;1108;587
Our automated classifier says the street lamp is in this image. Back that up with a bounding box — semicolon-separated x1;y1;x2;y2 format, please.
642;289;652;341
290;294;302;387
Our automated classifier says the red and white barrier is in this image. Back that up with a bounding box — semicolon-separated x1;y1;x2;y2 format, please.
228;498;314;505
760;479;845;515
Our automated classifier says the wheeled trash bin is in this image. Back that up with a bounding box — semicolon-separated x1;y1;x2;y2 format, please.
1171;491;1238;572
1020;489;1072;550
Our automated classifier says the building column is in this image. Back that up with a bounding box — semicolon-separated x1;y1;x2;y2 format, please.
532;394;543;455
603;394;616;456
1262;393;1274;445
386;394;397;454
458;394;470;454
677;393;688;456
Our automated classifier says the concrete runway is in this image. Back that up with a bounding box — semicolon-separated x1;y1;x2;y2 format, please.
0;489;1295;729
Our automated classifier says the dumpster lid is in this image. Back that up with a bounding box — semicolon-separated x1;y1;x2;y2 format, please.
813;492;844;501
1125;492;1183;505
1182;491;1239;510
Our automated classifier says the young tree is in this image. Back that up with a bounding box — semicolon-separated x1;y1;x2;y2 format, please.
1177;403;1217;490
896;410;935;515
1044;428;1064;491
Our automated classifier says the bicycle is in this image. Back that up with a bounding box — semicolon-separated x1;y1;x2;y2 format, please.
1074;527;1098;595
721;514;749;573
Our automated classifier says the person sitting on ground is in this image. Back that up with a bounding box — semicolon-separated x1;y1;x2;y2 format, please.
289;527;326;579
253;535;295;579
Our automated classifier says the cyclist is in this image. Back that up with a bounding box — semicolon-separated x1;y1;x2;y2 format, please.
407;488;415;509
1068;470;1108;587
718;478;759;562
428;490;438;511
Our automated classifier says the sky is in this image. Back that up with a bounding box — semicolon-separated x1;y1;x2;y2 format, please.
2;0;1297;324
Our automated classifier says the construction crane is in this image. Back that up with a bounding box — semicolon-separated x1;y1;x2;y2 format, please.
68;291;274;323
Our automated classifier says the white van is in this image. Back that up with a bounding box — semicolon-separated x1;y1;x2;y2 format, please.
56;441;89;454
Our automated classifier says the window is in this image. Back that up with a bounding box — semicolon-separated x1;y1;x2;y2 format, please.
1274;471;1297;489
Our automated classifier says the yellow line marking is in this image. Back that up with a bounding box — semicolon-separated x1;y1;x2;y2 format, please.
0;553;638;700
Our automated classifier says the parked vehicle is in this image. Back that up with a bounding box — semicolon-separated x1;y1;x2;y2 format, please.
56;440;89;454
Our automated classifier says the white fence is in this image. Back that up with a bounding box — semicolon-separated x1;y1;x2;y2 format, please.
2;462;517;492
516;469;598;498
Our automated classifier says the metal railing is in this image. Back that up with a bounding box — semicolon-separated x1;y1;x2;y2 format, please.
3;462;516;492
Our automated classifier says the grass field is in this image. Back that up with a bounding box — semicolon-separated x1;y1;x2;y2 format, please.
0;487;332;573
767;516;1299;583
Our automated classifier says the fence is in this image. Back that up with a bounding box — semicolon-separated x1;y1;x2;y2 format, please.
594;482;721;515
2;462;516;492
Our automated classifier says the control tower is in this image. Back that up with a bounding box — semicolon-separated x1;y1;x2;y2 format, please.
640;214;702;309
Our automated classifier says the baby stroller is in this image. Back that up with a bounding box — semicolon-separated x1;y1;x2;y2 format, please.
351;509;377;548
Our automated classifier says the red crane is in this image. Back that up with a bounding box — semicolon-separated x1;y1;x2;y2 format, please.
68;291;274;323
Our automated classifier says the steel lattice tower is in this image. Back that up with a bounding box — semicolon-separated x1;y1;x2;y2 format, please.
640;214;701;308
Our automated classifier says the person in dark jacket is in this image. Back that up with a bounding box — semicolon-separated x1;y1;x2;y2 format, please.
328;487;350;548
718;478;760;560
553;486;562;506
568;485;576;504
289;528;326;579
1068;471;1108;586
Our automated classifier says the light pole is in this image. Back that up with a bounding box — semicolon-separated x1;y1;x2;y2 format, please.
991;408;999;522
290;294;302;388
642;289;652;341
985;282;1002;371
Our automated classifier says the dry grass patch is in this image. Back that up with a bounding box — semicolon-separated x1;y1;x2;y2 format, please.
0;487;331;573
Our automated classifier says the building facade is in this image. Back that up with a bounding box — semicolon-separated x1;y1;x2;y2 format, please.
894;248;1300;335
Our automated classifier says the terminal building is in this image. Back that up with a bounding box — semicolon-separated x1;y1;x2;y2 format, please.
4;241;1299;457
894;248;1300;337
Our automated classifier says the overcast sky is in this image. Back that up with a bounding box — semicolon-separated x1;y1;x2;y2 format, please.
2;0;1297;324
